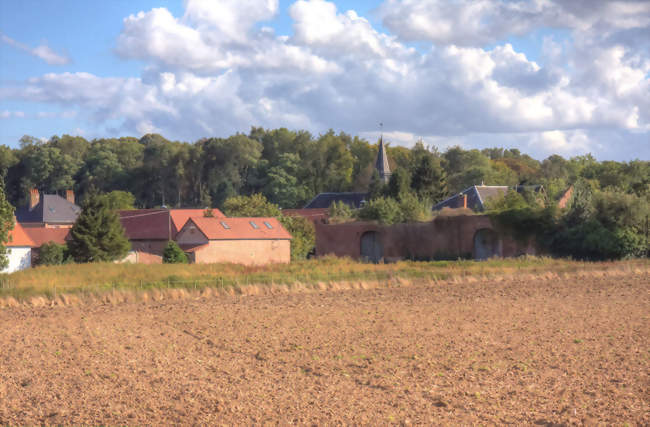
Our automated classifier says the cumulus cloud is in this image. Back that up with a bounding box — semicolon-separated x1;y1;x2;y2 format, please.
1;0;648;159
1;33;70;65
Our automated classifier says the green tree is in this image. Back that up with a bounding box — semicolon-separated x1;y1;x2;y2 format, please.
329;200;354;222
68;194;131;262
163;241;188;264
367;170;386;200
386;168;411;200
278;215;315;260
0;176;15;270
398;192;431;222
357;197;401;224
37;242;69;266
411;155;448;203
97;191;136;210
223;193;282;217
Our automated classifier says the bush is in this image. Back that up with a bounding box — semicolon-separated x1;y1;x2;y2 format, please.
37;242;70;266
399;192;431;222
279;215;315;260
163;241;188;264
357;197;401;224
328;200;354;222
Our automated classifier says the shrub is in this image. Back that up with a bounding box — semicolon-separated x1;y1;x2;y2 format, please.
328;200;354;223
279;215;315;260
399;192;431;222
163;241;188;264
37;242;70;266
357;197;401;224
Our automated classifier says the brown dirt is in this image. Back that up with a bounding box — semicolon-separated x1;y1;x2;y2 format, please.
0;270;648;425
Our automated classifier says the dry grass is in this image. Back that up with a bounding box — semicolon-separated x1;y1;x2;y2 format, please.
0;256;647;304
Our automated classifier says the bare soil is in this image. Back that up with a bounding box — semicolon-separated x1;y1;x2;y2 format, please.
0;270;648;425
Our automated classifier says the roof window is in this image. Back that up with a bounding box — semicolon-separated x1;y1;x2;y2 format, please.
263;221;273;229
220;221;230;229
249;221;260;229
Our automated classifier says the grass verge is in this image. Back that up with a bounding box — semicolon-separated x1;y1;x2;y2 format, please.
0;256;647;302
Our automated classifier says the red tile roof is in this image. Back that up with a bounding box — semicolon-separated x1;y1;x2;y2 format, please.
7;223;35;247
170;209;224;232
119;209;171;240
185;217;292;240
119;208;226;240
23;227;70;247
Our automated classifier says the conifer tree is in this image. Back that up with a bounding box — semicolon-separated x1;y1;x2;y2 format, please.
163;241;188;264
68;194;131;262
0;176;15;270
411;156;449;204
367;170;386;200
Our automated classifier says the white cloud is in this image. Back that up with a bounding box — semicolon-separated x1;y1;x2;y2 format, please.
1;0;648;160
1;33;70;65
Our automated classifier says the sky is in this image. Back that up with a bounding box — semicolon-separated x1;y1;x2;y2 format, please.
0;0;649;160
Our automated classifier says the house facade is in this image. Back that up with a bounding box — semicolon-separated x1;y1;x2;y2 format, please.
176;217;292;265
3;222;34;274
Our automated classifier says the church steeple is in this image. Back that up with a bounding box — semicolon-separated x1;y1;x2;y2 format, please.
375;136;391;183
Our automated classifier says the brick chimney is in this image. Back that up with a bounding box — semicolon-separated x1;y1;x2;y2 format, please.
29;188;40;209
463;194;468;209
66;189;75;205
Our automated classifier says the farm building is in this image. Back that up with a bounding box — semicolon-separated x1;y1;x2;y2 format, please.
176;217;292;265
15;189;80;228
315;215;537;262
118;208;225;262
3;222;35;273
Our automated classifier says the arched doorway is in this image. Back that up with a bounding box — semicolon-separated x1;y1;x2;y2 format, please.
473;229;501;260
360;231;383;263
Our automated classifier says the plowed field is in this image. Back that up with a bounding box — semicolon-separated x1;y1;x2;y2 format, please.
1;270;648;425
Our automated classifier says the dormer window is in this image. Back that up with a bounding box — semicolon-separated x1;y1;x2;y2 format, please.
249;221;259;229
220;221;230;229
263;221;273;229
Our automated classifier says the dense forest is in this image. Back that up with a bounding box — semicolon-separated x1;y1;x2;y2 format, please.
2;128;648;210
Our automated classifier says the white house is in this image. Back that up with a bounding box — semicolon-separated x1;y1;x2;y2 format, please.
2;222;34;274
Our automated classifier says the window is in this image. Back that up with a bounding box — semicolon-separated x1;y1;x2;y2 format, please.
249;221;259;229
263;221;273;229
220;221;230;229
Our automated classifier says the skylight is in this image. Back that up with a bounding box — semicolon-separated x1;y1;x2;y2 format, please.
263;221;273;229
220;221;230;229
249;221;259;229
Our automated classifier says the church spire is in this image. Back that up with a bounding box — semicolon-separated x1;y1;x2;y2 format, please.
375;136;391;183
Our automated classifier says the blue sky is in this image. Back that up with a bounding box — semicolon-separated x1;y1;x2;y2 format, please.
1;0;648;160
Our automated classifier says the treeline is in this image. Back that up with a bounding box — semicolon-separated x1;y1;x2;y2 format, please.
1;128;648;209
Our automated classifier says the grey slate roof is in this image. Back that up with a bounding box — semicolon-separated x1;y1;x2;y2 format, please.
432;185;545;212
375;137;391;183
304;192;368;209
15;194;81;224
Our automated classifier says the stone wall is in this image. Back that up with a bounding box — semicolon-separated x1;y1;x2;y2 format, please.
315;215;537;261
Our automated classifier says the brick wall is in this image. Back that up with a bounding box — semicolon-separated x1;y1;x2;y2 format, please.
315;215;537;261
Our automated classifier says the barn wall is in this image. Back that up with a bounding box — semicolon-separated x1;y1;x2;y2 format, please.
129;240;168;256
3;247;32;273
315;215;537;261
193;240;290;265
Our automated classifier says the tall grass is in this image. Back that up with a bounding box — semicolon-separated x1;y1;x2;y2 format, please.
0;256;647;300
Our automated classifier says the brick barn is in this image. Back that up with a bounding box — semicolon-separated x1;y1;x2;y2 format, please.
176;217;292;265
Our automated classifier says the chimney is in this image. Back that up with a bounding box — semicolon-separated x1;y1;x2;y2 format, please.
66;189;75;205
463;194;468;209
29;188;40;209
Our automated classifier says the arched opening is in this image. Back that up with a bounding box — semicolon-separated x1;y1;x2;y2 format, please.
360;231;383;263
473;228;501;260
